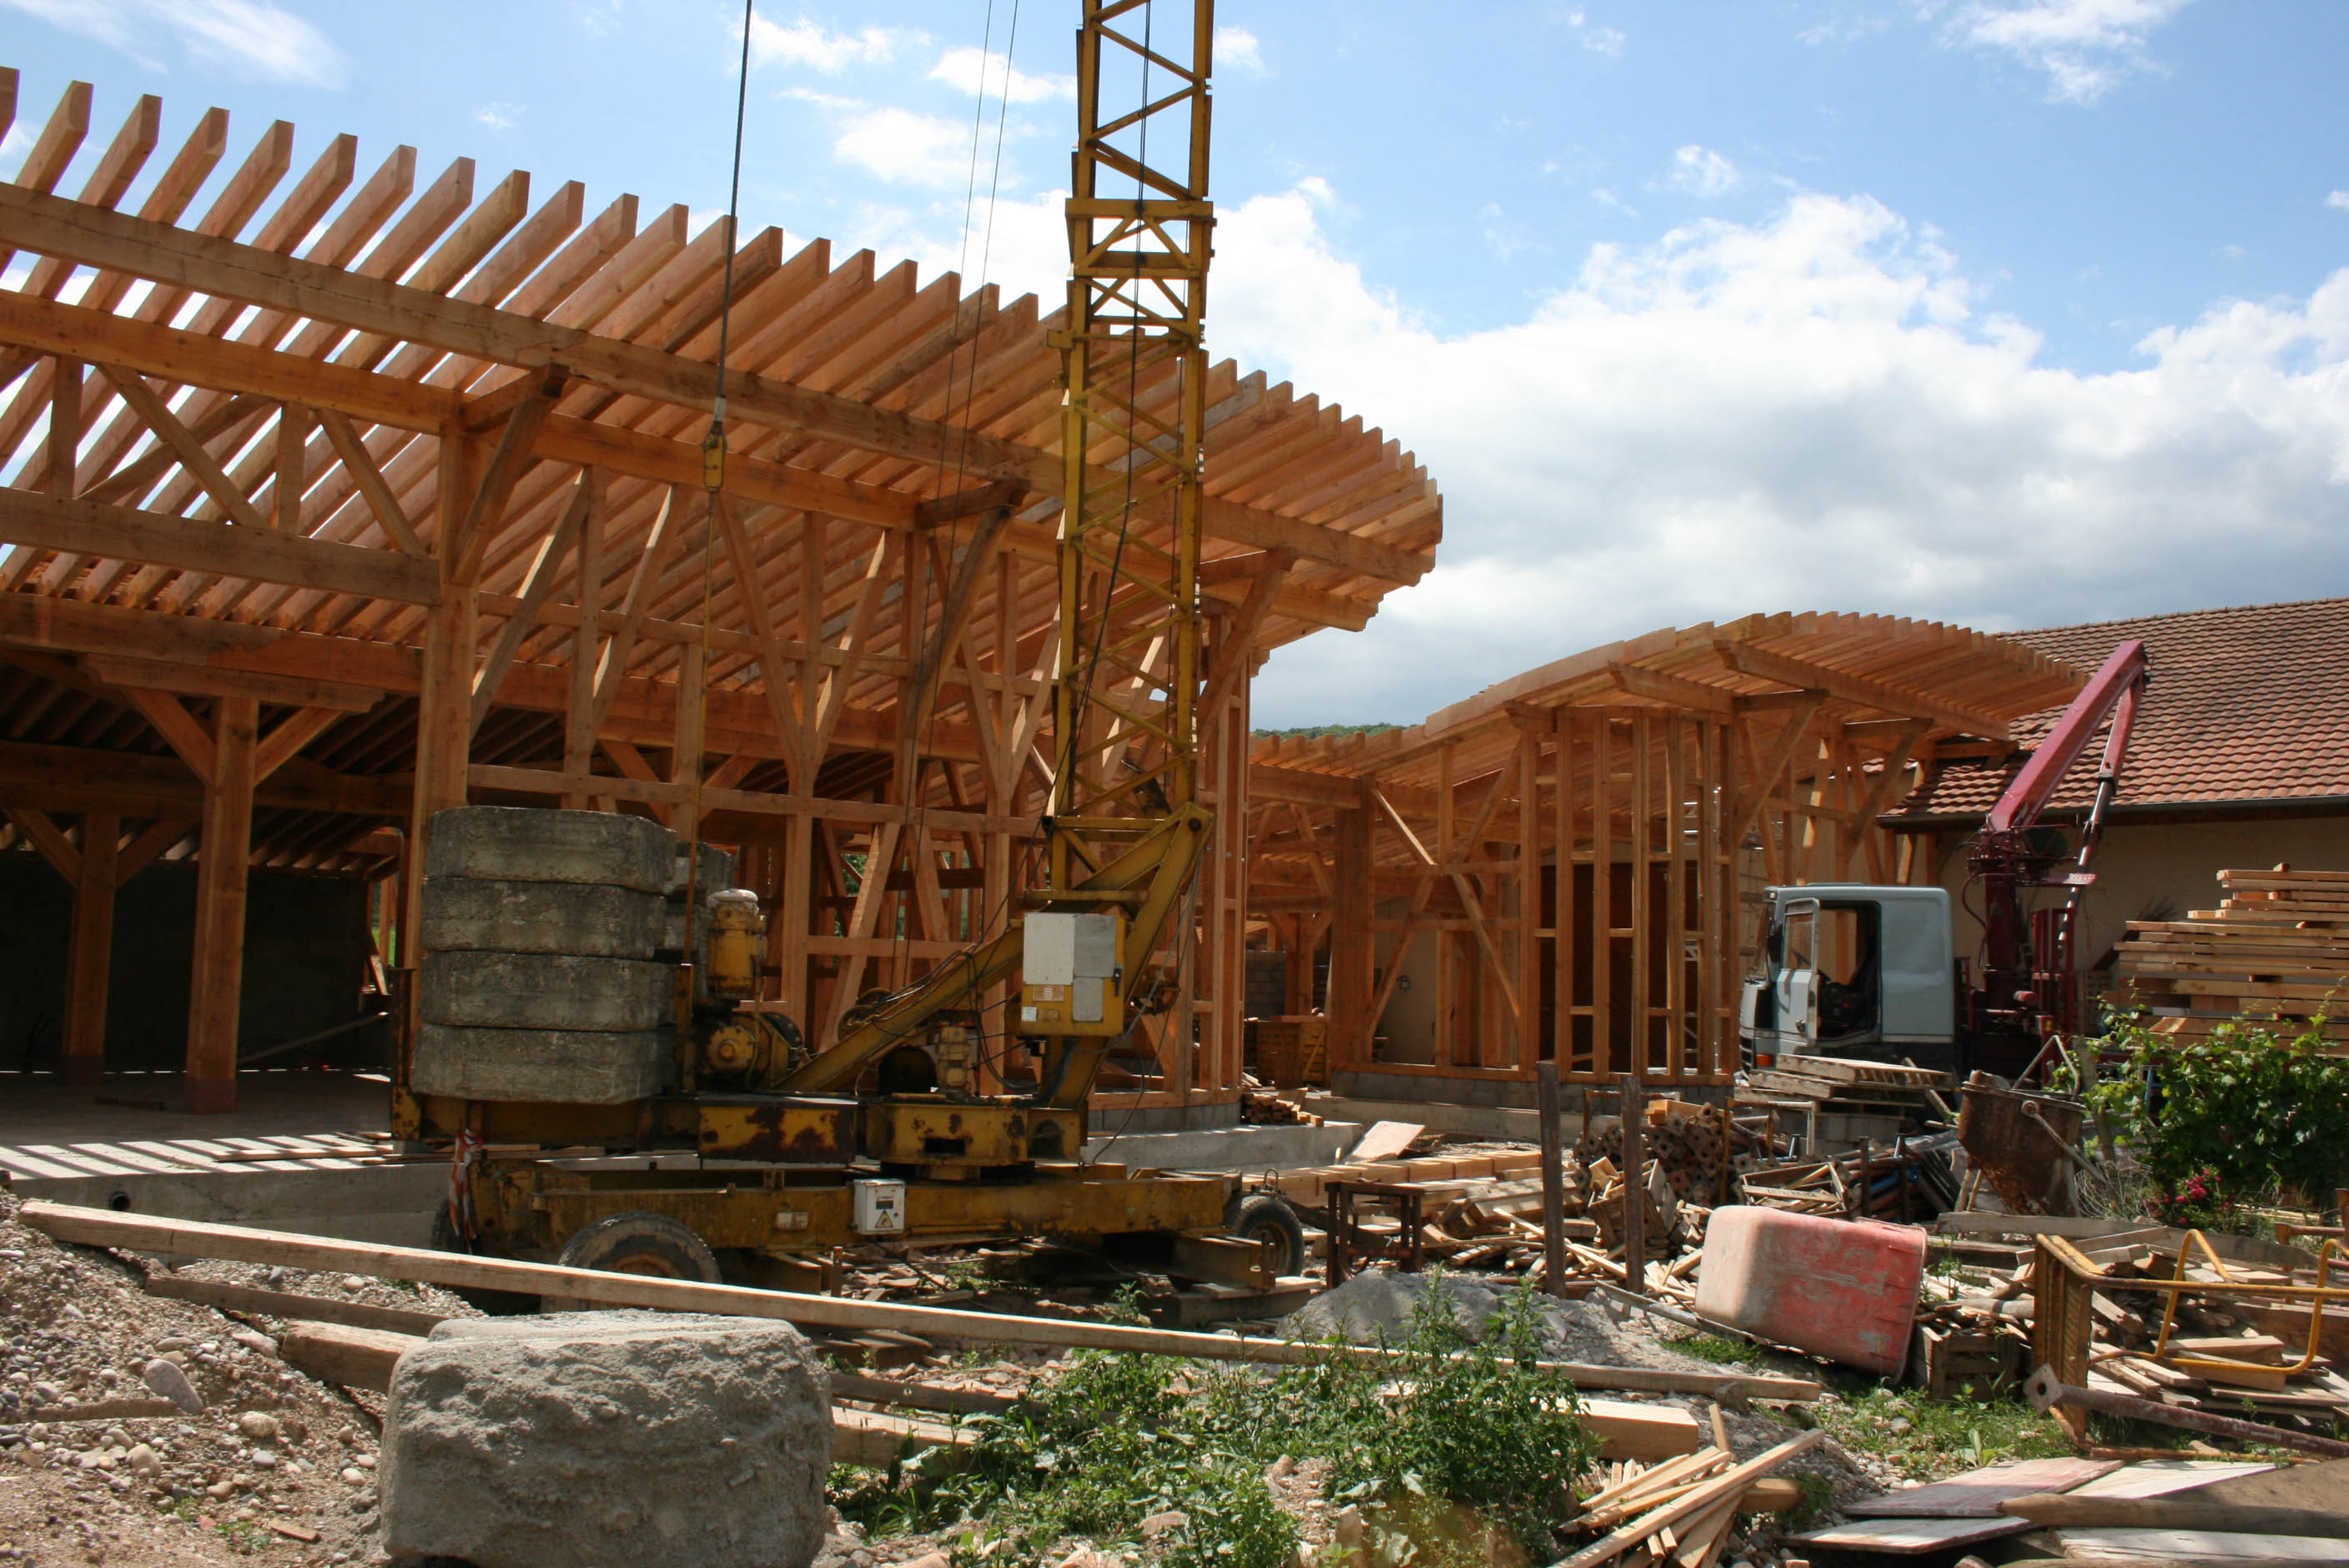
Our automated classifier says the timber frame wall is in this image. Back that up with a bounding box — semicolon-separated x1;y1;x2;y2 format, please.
1250;614;2085;1092
0;74;1439;1113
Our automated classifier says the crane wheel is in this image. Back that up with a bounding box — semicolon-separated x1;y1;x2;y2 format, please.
1223;1192;1309;1280
541;1211;724;1313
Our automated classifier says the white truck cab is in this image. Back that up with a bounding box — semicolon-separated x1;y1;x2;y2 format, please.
1739;884;1959;1078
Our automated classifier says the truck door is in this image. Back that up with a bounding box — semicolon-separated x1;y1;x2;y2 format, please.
1776;897;1819;1047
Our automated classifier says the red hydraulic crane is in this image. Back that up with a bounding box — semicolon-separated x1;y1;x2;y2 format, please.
1963;638;2150;1075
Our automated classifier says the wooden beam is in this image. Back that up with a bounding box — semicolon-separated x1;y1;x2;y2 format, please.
254;706;345;782
4;805;79;881
1728;697;1826;846
1716;642;2009;741
63;811;117;1086
447;380;557;578
470;468;589;732
185;696;257;1113
1609;664;1734;716
0;186;1431;587
92;361;269;530
316;408;425;555
115;818;188;882
1199;551;1291;721
0;739;402;819
122;687;215;783
84;654;380;713
1249;761;1364;810
0;488;440;604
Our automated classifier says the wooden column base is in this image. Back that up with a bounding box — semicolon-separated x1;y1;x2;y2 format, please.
58;1058;103;1088
183;1077;237;1114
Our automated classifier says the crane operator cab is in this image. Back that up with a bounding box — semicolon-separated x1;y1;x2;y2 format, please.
1739;885;1959;1078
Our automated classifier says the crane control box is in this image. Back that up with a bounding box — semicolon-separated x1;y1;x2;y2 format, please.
1020;911;1125;1034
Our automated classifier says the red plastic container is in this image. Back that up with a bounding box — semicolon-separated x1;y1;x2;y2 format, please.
1692;1206;1925;1375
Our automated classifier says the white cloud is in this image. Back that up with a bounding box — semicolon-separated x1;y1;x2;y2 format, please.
1662;144;1740;199
2329;191;2349;213
928;46;1072;103
1215;26;1266;73
748;13;920;73
1;0;347;86
1944;0;2191;104
474;102;521;131
1560;7;1626;58
1209;179;2349;726
832;106;978;188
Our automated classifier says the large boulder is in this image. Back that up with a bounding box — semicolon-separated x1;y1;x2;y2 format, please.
425;805;677;893
408;1023;673;1104
380;1315;831;1568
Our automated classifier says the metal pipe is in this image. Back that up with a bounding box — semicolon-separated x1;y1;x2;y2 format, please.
2025;1365;2349;1458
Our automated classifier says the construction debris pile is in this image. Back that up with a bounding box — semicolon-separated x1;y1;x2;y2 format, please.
2110;866;2349;1046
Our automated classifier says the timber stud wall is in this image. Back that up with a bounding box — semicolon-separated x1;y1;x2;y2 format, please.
0;74;1439;1112
1250;614;2090;1090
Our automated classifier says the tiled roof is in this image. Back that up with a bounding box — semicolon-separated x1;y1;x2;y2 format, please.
1892;597;2349;820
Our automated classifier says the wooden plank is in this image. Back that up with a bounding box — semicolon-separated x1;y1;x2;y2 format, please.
15;1201;1819;1397
1582;1398;1703;1462
1347;1120;1424;1163
0;489;440;604
1847;1457;2120;1518
143;1273;445;1337
1791;1515;2032;1555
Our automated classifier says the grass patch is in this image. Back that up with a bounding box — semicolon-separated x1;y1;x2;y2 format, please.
1658;1333;1755;1366
1810;1383;2075;1480
835;1274;1599;1568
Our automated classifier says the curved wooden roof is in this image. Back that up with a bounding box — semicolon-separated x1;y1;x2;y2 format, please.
1255;611;2085;794
0;74;1441;871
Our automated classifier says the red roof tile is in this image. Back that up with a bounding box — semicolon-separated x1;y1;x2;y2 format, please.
1893;597;2349;820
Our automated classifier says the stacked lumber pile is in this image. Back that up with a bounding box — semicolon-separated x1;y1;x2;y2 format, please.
2108;867;2349;1046
1577;1101;1759;1201
1559;1429;1823;1568
1239;1090;1325;1126
1740;1053;1955;1121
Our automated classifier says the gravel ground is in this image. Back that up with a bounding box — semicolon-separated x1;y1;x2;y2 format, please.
0;1189;490;1567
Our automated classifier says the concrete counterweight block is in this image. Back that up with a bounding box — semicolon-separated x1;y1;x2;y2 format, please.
381;1316;831;1568
420;877;666;959
409;1024;673;1104
425;805;678;893
420;951;672;1033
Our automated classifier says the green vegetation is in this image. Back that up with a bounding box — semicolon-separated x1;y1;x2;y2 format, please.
1657;1332;1755;1365
1251;723;1404;740
835;1277;1597;1568
1807;1384;2075;1481
2087;1015;2349;1225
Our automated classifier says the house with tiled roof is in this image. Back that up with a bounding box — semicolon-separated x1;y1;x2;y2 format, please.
1885;597;2349;987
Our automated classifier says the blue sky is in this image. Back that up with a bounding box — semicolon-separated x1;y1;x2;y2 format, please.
6;2;2349;725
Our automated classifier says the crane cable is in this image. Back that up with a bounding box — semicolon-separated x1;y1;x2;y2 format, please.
678;0;757;1057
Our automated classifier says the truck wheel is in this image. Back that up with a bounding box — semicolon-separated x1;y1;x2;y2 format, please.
542;1210;723;1312
1224;1192;1309;1279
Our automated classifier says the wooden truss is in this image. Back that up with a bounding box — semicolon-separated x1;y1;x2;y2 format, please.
1249;614;2085;1089
0;72;1440;1109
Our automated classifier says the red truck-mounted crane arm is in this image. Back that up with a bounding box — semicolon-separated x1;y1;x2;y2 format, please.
1966;638;2149;1073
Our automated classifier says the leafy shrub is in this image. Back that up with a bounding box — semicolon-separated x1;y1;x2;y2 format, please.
842;1274;1597;1566
2089;1015;2349;1223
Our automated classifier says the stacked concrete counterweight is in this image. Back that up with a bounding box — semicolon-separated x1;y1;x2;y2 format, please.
411;807;681;1104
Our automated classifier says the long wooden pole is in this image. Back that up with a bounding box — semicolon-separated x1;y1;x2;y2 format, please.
1537;1060;1567;1294
1618;1071;1645;1294
1996;1493;2349;1539
20;1202;1819;1400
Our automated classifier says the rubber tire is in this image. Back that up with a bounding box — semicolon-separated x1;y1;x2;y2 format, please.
541;1210;724;1313
1224;1191;1310;1279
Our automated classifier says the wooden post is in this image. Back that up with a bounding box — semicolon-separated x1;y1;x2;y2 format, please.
1618;1070;1645;1294
405;434;482;944
1537;1061;1567;1295
62;812;119;1088
1325;804;1374;1068
185;697;258;1113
